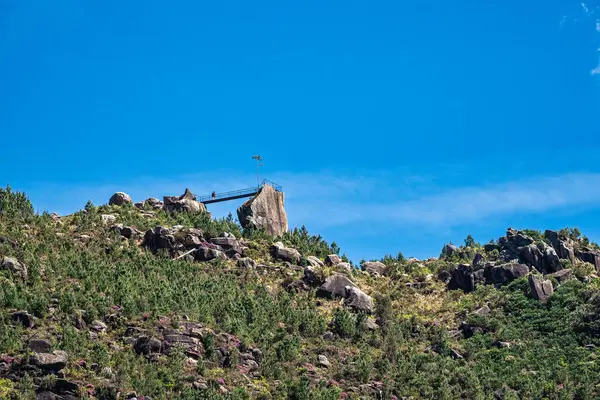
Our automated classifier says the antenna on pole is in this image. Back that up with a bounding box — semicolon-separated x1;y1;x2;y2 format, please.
252;155;263;188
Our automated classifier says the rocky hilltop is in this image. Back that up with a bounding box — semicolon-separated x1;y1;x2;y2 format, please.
1;185;600;399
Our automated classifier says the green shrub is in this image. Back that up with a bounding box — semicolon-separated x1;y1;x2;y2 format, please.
0;186;34;220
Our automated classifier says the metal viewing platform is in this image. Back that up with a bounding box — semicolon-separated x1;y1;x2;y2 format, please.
197;179;282;205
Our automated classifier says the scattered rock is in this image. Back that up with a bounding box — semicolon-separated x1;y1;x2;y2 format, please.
31;350;68;371
317;354;331;368
237;257;256;269
324;254;342;266
545;230;575;263
442;243;459;257
473;305;491;316
448;264;475;292
361;261;386;277
134;337;162;355
164;189;206;214
29;339;52;353
575;250;600;271
318;273;358;298
549;268;572;284
529;274;553;303
363;318;379;330
1;256;28;280
449;348;464;360
345;286;374;313
101;214;117;225
195;246;227;262
237;184;288;236
323;331;335;341
109;192;132;206
210;237;242;256
336;262;352;274
271;242;301;263
145;197;163;210
11;311;35;328
490;263;529;285
307;256;324;268
91;320;108;333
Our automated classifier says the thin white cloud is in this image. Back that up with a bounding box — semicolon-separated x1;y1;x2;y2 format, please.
19;172;600;235
281;173;600;229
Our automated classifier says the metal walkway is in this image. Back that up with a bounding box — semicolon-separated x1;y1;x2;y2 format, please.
197;179;282;205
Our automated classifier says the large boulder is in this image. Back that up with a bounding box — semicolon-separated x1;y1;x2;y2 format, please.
31;350;68;371
519;244;561;274
210;237;242;257
361;261;386;277
345;286;374;313
142;226;181;255
490;263;529;285
549;269;572;284
545;230;575;263
1;256;28;280
271;242;301;263
109;192;132;206
163;189;206;214
499;229;534;252
324;254;342;266
448;264;476;292
575;250;600;271
318;273;358;298
195;246;227;262
307;256;324;268
442;243;459;257
237;184;288;237
529;274;554;303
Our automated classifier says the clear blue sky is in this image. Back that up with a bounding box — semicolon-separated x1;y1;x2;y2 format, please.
2;1;600;262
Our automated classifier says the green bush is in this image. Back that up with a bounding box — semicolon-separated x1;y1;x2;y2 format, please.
0;186;34;220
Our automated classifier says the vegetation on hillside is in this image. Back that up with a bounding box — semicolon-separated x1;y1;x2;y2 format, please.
1;186;600;399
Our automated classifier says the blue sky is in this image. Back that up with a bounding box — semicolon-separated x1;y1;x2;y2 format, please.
1;1;600;262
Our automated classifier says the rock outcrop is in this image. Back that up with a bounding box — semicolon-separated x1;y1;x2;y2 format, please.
529;274;554;303
109;192;132;206
237;184;288;237
163;189;207;214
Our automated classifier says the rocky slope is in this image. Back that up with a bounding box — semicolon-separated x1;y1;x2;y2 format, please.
1;186;600;399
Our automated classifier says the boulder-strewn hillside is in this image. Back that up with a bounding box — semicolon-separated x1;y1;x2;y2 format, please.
2;185;600;399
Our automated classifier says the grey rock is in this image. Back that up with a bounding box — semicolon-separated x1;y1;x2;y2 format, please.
307;256;324;268
529;274;554;303
303;266;320;285
448;264;475;292
29;339;52;353
317;354;331;368
109;192;132;206
91;320;108;333
145;197;163;210
237;257;256;269
271;242;301;263
11;311;35;328
237;184;288;236
31;350;68;371
101;214;117;225
576;250;600;271
473;305;490;316
490;263;529;285
195;247;226;262
210;237;242;256
318;273;357;298
545;230;575;263
549;268;572;283
163;189;206;214
442;243;459;256
345;286;374;313
323;331;335;341
336;262;352;274
361;261;386;277
134;337;162;355
1;256;28;280
324;254;342;266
